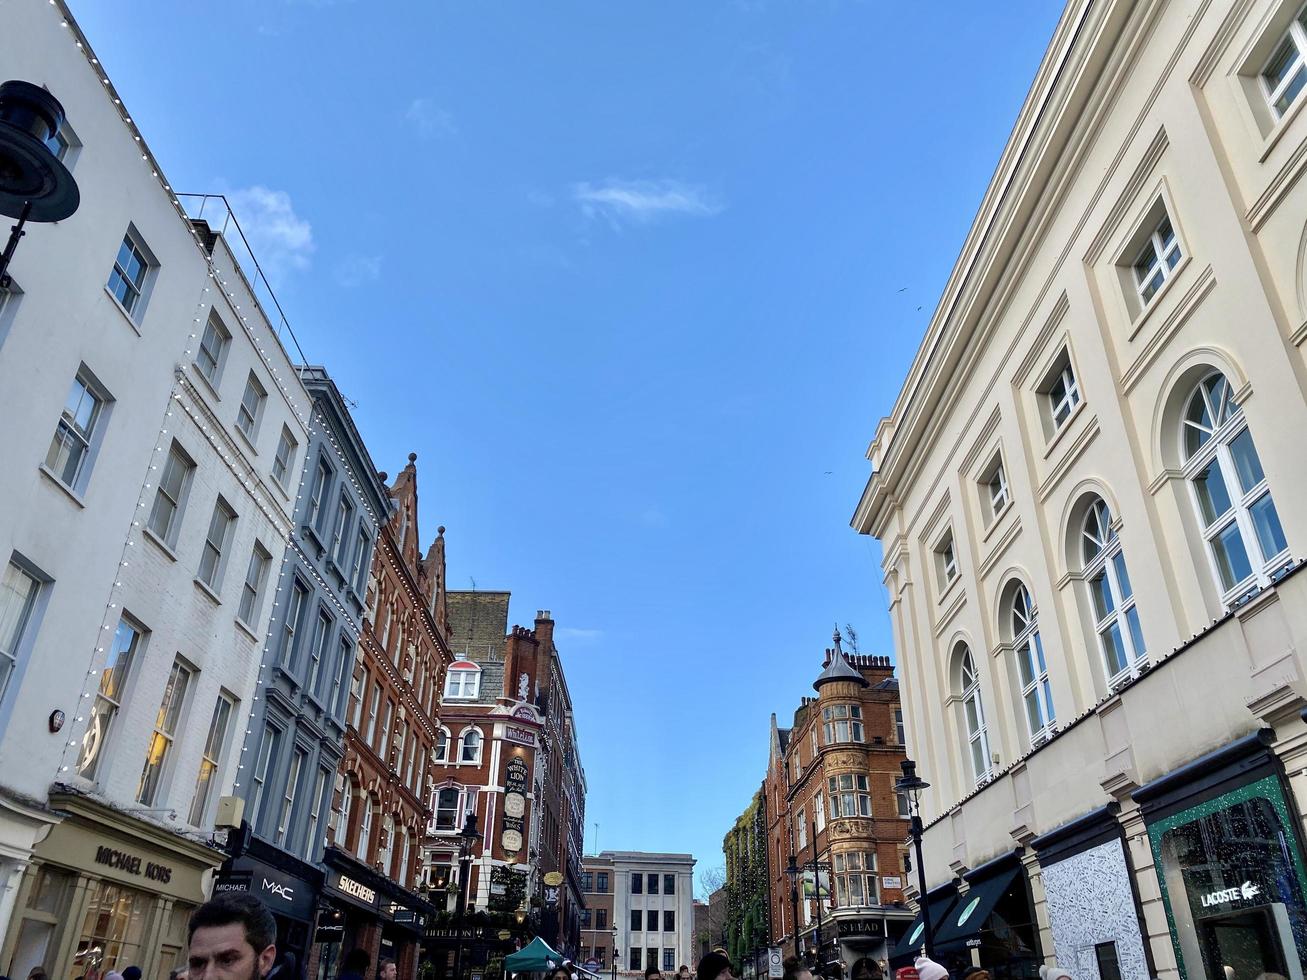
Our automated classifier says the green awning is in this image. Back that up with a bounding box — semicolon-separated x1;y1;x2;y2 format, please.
932;864;1021;946
504;937;566;973
888;885;958;965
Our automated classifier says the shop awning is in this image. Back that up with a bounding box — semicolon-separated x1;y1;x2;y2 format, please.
504;937;566;973
932;863;1021;947
888;884;958;966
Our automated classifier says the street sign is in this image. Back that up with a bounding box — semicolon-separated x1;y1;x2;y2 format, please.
544;871;564;886
586;961;599;971
767;948;783;979
498;930;513;941
882;876;903;890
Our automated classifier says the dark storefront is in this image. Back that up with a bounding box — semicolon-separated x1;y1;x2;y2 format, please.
930;852;1041;979
1139;731;1307;980
318;848;433;980
888;883;958;969
216;838;324;971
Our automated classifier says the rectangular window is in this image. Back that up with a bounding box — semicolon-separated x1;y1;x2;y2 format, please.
305;767;329;861
306;458;331;530
331;634;353;715
331;492;354;564
648;873;659;894
582;871;593;892
897;789;911;818
351;529;371;592
1045;358;1081;430
379;698;394;757
306;607;333;698
45;371;105;491
596;908;607;929
935;531;958;590
348;667;365;728
598;872;609;893
237;542;271;625
647;950;657;971
664;873;675;895
106;230;151;316
444;668;481;699
815;791;826;832
272;426;297;489
988;463;1009;517
581;909;592;929
195;313;230;385
630;909;642;931
0;561;41;707
137;659;192;805
188;694;234;826
1094;943;1122;980
664;950;675;971
1133;213;1182;306
647;909;658;931
197;498;236;590
663;910;674;932
280;579;309;667
631;873;642;894
630;950;642;971
278;747;306;846
148;443;194;545
1262;9;1307;119
251;725;281;830
797;808;807;848
366;680;381;744
77;616;140;779
895;708;905;745
236;372;267;440
434;787;459;830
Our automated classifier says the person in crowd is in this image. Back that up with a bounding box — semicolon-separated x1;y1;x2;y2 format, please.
377;960;396;980
960;968;989;980
546;968;572;980
850;959;882;980
647;964;663;980
697;952;736;980
1038;967;1071;980
104;970;124;980
912;956;947;980
186;892;278;980
28;969;49;980
267;952;301;980
169;971;189;980
337;950;370;980
678;967;692;980
123;968;142;980
782;960;813;980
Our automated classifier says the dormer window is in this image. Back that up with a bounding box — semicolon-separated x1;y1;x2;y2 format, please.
443;660;481;699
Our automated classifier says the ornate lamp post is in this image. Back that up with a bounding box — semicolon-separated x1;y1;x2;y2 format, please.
452;813;483;980
0;81;80;288
895;760;933;959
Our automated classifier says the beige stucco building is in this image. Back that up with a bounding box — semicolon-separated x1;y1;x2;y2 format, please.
852;1;1307;979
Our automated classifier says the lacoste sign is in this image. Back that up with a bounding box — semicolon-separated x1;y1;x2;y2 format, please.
1200;881;1260;907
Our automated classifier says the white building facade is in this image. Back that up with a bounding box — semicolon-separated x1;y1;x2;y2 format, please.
853;1;1307;979
0;2;312;977
606;852;697;977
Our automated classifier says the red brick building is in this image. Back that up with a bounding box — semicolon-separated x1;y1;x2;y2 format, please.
314;454;453;980
764;633;912;971
422;595;588;975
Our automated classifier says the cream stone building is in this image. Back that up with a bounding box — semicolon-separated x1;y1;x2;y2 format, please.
853;1;1307;979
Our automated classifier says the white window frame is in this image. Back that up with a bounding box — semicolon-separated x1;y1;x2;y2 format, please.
348;667;365;728
796;808;807;848
237;542;272;626
197;497;237;591
434;786;460;830
365;680;381;744
136;658;192;805
0;561;42;709
189;693;234;826
1044;358;1081;432
1081;499;1147;688
434;726;450;763
1260;5;1307;120
350;528;371;592
251;724;281;829
305;767;329;861
379;698;394;758
106;227;155;320
45;369;109;493
335;778;353;845
935;530;958;590
278;748;305;846
77;615;141;779
1011;584;1055;746
814;791;826;832
306;457;332;531
272;426;297;489
280;578;308;667
1132;213;1183;307
306;607;333;699
460;727;483;764
444;667;481;700
958;648;992;786
236;372;267;442
330;490;354;565
195;312;230;387
147;442;195;547
378;813;394;874
356;794;373;860
1181;372;1291;604
988;462;1009;518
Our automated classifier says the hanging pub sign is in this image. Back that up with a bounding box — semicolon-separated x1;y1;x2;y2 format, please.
502;757;529;854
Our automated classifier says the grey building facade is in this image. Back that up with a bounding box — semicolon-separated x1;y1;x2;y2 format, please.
218;366;390;963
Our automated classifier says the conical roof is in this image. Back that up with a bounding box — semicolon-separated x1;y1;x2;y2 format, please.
813;628;869;691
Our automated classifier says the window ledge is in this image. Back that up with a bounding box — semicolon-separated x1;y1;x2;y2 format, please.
234;616;260;642
193;576;223;605
103;284;142;336
1258;91;1307;163
142;526;179;562
936;572;961;607
191;365;222;402
1126;253;1192;342
1041;397;1087;460
981;498;1015;543
235;424;260;457
38;464;87;508
272;478;292;503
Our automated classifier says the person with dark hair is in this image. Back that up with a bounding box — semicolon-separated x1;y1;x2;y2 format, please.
782;961;812;980
646;964;663;980
187;893;277;980
123;968;142;980
546;968;571;980
376;961;396;980
697;953;735;980
338;950;370;980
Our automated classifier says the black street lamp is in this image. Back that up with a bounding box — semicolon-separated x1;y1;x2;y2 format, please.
611;927;618;980
452;813;483;980
0;81;80;289
895;760;933;959
782;855;801;963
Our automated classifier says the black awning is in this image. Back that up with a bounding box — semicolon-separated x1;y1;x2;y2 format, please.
932;864;1021;946
887;885;958;965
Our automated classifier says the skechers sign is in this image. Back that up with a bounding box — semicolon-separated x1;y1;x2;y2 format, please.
1201;881;1260;908
334;872;378;906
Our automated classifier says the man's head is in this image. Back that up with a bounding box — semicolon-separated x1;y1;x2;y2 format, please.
697;953;735;980
379;961;396;980
646;965;662;980
782;966;813;980
679;967;691;979
188;893;277;980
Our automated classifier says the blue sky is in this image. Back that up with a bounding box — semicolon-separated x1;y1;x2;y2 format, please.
74;0;1063;889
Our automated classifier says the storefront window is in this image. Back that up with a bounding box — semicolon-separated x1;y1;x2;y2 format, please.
1151;775;1307;980
8;867;75;980
68;880;149;980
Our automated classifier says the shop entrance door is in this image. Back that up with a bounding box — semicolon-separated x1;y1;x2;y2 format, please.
1196;904;1300;980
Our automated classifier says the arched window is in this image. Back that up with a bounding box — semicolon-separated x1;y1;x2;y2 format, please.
1181;372;1289;600
335;780;353;846
378;813;394;872
356;794;373;861
460;728;482;764
1010;584;1055;746
434;727;450;763
1081;498;1146;685
957;647;991;786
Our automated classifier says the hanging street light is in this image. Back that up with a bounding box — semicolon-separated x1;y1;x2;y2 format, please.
452;812;483;980
0;80;80;289
895;760;934;959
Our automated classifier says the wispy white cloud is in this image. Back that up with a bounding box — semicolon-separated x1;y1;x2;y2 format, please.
335;253;383;288
557;627;604;643
572;178;722;228
405;98;456;140
226;185;315;279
